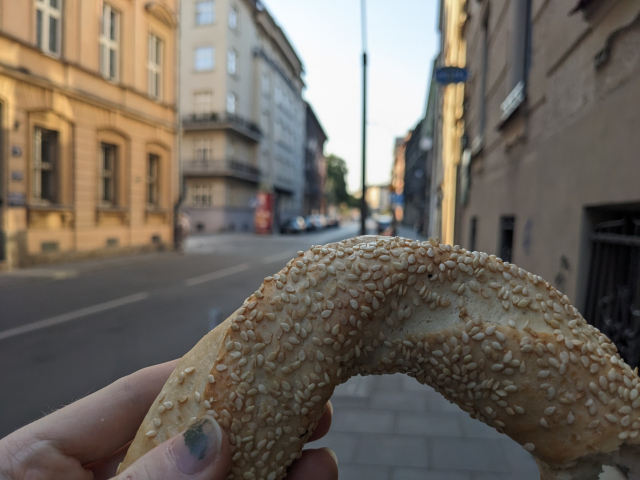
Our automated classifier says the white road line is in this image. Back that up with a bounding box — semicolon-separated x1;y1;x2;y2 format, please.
261;251;296;265
185;263;250;287
0;292;150;342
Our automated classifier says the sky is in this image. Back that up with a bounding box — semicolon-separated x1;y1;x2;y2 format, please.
263;0;440;193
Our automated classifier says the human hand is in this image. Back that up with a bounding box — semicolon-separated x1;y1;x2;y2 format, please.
0;360;338;480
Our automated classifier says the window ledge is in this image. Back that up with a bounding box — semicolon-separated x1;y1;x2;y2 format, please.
146;206;169;213
470;135;484;158
498;82;526;129
28;203;73;211
97;205;129;213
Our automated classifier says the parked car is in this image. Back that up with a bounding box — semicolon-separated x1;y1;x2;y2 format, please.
280;216;307;234
325;214;340;228
376;215;395;236
305;214;326;231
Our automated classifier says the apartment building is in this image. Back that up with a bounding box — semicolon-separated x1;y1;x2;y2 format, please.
303;102;327;215
391;136;407;222
180;0;305;233
460;0;640;364
0;0;178;268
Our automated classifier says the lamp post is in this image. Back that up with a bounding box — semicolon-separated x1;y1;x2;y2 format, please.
360;0;368;236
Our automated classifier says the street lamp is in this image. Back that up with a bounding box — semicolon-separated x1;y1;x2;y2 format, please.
360;0;368;236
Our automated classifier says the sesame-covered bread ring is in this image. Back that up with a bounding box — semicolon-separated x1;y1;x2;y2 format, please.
118;236;640;480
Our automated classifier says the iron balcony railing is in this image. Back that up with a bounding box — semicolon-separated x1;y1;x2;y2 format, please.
182;158;261;183
183;112;262;142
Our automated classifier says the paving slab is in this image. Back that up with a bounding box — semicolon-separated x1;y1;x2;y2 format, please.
331;408;395;434
393;469;471;480
356;435;430;468
339;463;391;480
395;412;463;437
370;390;430;412
431;438;510;473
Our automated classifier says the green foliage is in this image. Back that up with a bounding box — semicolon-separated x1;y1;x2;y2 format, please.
325;154;358;208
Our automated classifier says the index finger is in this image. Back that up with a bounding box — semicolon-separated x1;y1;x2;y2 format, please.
16;360;178;465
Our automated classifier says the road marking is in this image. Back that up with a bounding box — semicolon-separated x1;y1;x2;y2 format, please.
0;292;150;342
185;263;250;287
261;251;296;265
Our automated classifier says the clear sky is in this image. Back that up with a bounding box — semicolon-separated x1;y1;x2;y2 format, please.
262;0;440;192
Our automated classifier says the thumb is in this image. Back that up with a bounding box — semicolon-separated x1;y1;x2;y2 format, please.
114;416;230;480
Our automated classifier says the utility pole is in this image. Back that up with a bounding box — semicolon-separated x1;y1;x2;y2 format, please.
360;0;368;236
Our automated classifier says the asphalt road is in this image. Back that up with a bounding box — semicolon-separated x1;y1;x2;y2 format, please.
0;224;359;437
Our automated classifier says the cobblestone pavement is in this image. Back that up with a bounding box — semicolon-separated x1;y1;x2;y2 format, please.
307;374;540;480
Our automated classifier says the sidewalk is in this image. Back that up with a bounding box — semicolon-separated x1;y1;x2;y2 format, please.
396;225;429;243
309;374;540;480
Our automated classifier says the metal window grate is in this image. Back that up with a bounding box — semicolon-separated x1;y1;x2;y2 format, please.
585;214;640;367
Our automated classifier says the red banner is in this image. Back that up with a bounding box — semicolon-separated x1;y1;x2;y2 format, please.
254;192;273;235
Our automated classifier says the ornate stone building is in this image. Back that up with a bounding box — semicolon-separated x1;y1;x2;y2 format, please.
0;0;178;268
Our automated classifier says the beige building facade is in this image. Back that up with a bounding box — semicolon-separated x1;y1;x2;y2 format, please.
459;0;640;358
179;0;305;233
429;0;466;245
0;0;178;268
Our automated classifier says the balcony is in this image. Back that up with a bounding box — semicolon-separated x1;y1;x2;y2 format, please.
182;159;261;184
182;113;262;143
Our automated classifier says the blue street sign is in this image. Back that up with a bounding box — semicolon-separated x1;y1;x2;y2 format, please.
435;66;468;84
390;193;404;205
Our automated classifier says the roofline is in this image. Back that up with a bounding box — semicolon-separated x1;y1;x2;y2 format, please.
252;2;305;79
305;101;328;140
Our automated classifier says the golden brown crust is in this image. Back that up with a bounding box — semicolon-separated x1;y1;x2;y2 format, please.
119;236;640;479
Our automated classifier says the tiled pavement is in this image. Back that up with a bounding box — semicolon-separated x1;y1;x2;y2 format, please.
311;227;625;480
307;374;541;480
310;227;540;478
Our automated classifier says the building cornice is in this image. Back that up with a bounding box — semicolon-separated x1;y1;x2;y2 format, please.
0;31;177;112
0;61;176;132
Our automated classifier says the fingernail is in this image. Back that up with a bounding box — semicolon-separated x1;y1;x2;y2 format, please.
169;416;222;475
323;447;338;466
326;400;334;416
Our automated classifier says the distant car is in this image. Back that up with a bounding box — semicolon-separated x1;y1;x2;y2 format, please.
280;216;307;234
376;215;395;236
305;214;326;231
326;214;340;228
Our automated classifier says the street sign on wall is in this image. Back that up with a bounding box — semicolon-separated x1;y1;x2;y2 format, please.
390;193;404;206
435;66;468;84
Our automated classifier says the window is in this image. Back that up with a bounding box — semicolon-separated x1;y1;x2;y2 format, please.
474;9;489;150
261;72;270;95
35;0;62;55
261;111;269;133
100;3;120;80
195;46;214;71
100;143;117;205
499;216;515;263
227;49;237;75
227;138;237;160
501;0;532;121
226;92;236;114
228;5;238;29
148;34;163;99
194;91;213;117
194;138;211;161
469;217;478;251
147;154;160;207
190;184;213;206
195;1;214;25
33;127;59;203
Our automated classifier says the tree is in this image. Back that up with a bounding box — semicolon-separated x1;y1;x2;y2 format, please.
325;154;357;207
